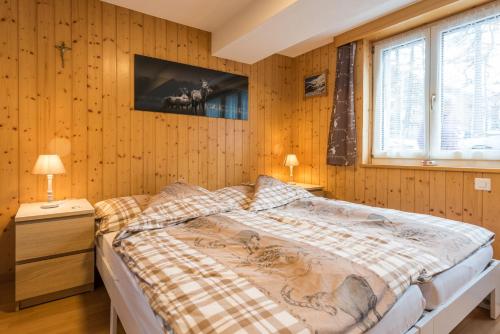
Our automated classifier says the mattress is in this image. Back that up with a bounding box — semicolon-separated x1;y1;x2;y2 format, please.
367;285;424;334
98;231;424;334
418;244;493;310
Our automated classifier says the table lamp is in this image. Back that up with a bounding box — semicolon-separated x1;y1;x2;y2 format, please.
284;154;299;184
32;154;66;209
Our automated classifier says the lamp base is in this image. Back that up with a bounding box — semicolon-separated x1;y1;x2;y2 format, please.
40;202;60;209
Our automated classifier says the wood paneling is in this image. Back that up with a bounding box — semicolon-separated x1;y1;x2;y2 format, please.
291;39;500;257
2;0;500;283
483;174;500;256
102;2;117;199
0;0;293;281
0;0;18;283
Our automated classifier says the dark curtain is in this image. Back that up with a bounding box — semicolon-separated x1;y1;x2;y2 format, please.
327;42;357;166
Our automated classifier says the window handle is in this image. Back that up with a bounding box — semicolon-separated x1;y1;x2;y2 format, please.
430;94;436;113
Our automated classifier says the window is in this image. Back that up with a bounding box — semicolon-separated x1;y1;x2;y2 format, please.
373;4;500;164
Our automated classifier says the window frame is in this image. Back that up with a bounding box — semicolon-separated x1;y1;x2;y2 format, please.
429;11;500;161
373;28;431;160
371;2;500;166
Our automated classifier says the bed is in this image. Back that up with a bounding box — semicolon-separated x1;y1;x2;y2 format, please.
96;231;425;334
95;177;500;334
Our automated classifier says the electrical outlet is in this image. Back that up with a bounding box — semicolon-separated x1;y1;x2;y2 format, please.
474;178;491;191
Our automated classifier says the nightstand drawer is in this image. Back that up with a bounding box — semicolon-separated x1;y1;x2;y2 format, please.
16;215;94;262
16;252;94;301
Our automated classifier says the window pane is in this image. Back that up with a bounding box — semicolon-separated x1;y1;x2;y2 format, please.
440;15;500;153
376;39;426;155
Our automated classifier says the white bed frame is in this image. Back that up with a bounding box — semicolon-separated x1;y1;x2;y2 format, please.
414;260;500;334
96;244;164;334
97;241;500;334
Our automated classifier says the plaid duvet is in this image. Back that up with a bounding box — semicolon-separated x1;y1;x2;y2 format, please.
112;178;494;334
224;210;436;297
115;210;398;334
114;193;234;242
117;228;311;334
260;197;494;283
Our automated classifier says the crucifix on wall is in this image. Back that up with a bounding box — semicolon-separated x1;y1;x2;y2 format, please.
55;42;71;68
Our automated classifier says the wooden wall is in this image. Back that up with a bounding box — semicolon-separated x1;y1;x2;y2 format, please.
0;0;294;282
2;0;499;285
291;39;500;257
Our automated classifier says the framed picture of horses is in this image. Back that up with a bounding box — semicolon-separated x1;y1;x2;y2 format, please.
134;55;249;120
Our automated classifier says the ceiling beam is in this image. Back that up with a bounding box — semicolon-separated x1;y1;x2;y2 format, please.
212;0;416;64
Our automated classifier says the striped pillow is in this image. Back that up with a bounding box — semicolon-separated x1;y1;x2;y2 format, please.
148;182;212;208
94;195;150;235
214;185;254;210
248;175;312;211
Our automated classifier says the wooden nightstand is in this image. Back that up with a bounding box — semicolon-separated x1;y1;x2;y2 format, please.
292;183;324;197
15;199;95;309
242;182;325;197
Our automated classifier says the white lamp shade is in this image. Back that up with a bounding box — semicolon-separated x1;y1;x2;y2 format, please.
284;154;299;167
32;154;66;175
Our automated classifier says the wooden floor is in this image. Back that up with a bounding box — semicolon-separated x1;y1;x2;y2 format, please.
0;284;124;334
0;284;498;333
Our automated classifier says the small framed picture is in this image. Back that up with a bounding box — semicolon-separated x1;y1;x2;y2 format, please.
304;71;328;98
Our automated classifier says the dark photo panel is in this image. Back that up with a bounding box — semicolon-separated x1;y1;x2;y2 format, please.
134;55;249;120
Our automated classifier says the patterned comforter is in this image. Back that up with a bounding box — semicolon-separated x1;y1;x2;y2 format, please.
260;197;494;285
111;179;494;334
115;210;401;334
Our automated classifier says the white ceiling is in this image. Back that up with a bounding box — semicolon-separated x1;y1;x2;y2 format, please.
103;0;255;31
103;0;417;64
